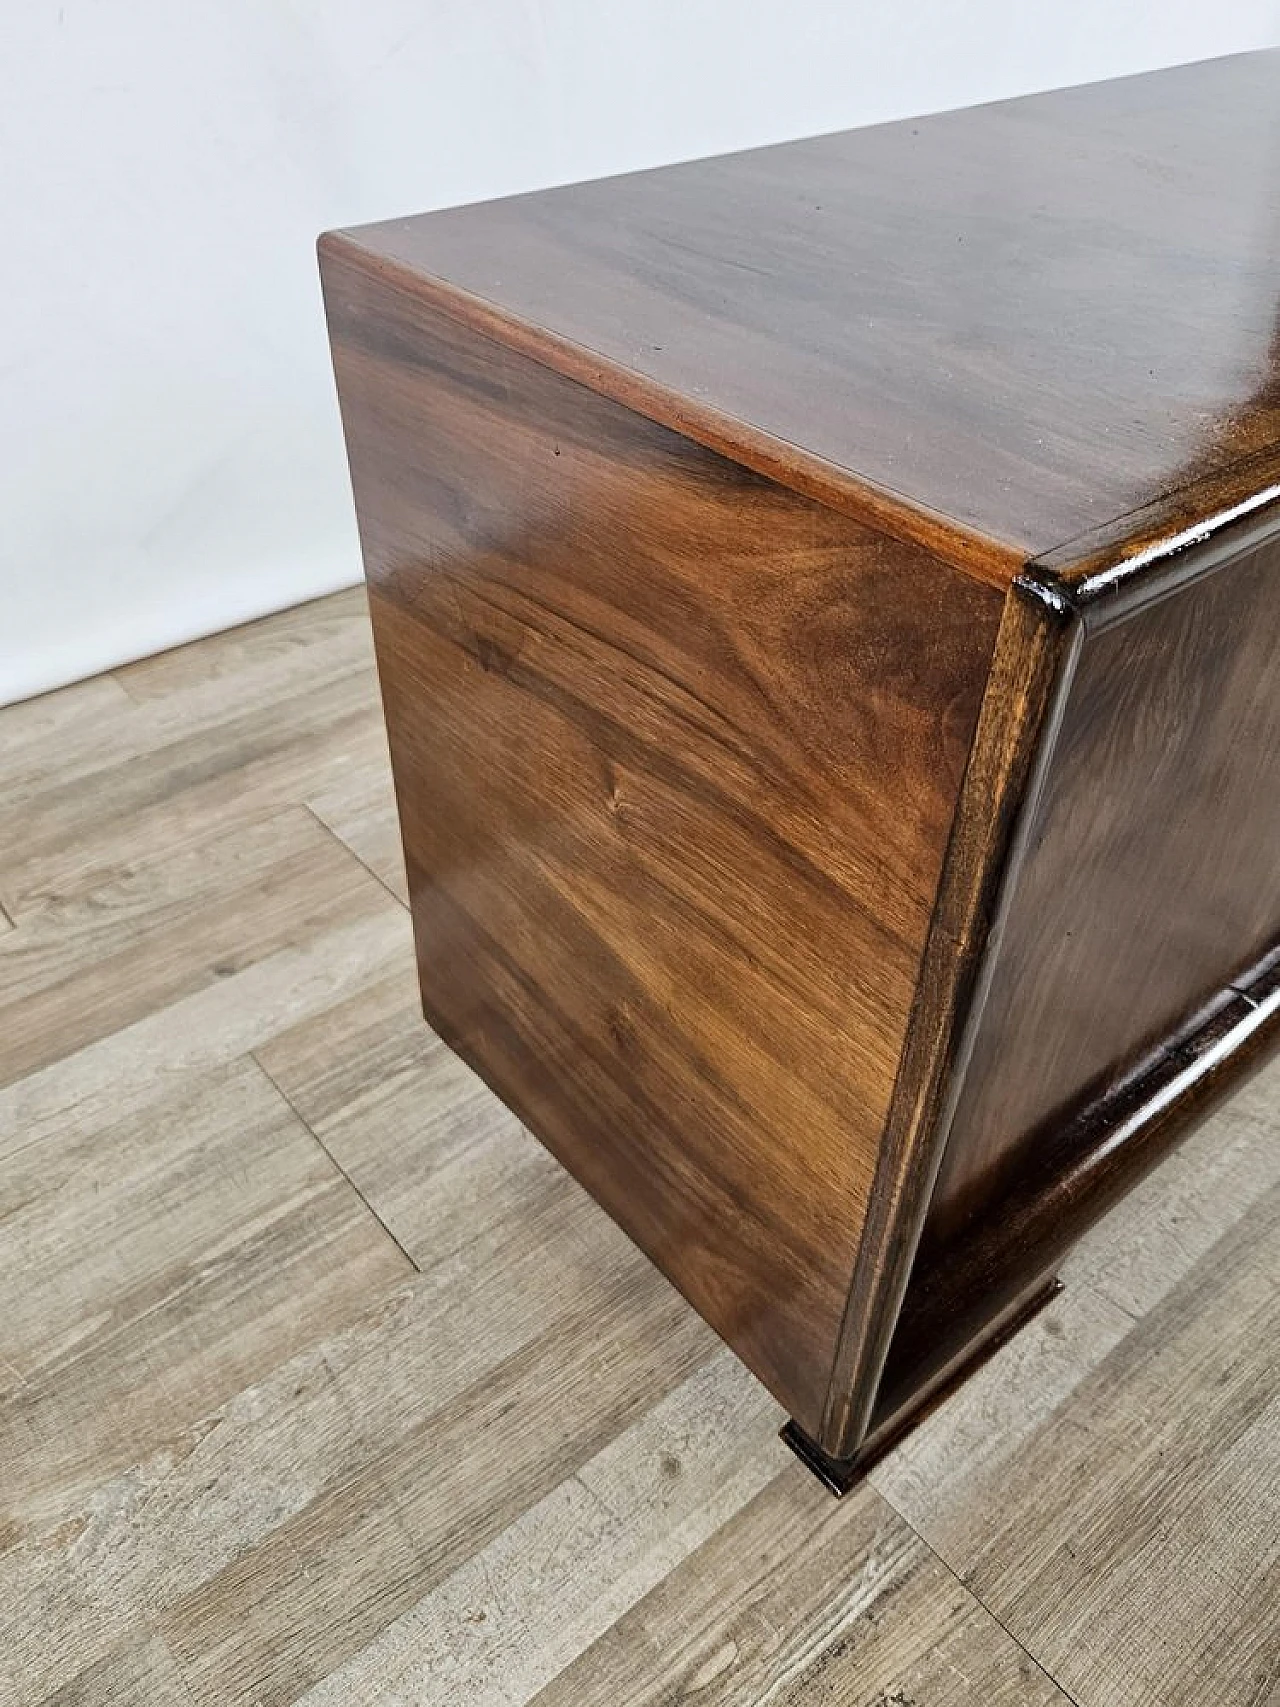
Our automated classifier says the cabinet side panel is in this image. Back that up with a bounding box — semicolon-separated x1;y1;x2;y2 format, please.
320;239;1003;1435
929;529;1280;1247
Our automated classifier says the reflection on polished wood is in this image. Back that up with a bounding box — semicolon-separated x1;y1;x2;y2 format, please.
324;51;1280;575
321;49;1280;1475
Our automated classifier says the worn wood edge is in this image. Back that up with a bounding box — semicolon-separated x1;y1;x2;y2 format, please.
818;573;1084;1459
316;230;1022;590
1030;449;1280;622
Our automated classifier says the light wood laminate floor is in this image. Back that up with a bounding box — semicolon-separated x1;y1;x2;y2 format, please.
1;589;1276;1707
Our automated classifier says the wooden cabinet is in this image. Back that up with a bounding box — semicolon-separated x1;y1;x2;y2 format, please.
319;50;1280;1488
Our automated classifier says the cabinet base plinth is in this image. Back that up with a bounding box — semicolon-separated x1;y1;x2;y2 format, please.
779;1420;869;1497
782;1276;1063;1496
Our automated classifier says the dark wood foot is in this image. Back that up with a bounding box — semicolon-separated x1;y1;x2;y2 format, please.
782;1276;1064;1496
779;1420;869;1496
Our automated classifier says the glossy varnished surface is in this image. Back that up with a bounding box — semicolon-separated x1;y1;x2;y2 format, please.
820;579;1081;1452
321;52;1280;1469
884;947;1280;1475
330;52;1280;571
321;244;1001;1435
929;527;1280;1250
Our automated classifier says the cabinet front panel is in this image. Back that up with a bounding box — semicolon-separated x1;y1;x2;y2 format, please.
930;531;1280;1247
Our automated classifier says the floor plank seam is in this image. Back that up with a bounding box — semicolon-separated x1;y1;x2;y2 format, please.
875;1492;1088;1707
302;801;408;911
107;665;148;705
249;1049;422;1274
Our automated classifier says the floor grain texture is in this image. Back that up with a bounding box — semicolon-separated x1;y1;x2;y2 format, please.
0;590;1275;1707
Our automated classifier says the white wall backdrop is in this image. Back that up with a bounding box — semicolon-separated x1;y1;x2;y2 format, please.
2;1;1276;704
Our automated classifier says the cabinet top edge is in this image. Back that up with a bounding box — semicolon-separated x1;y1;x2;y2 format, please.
321;50;1280;586
318;232;1021;588
1028;468;1280;628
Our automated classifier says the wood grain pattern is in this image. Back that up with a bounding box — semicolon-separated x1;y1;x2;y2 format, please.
154;1198;718;1707
0;805;387;1087
930;527;1280;1250
322;241;1002;1435
528;1468;1072;1707
892;1176;1280;1707
262;1354;784;1707
0;898;409;1169
1;593;1277;1706
0;651;384;922
0;1058;412;1537
306;761;408;904
879;963;1280;1464
0;673;129;762
1067;1044;1280;1322
821;578;1079;1453
872;1054;1280;1527
328;51;1280;572
113;587;372;702
36;1636;194;1707
322;51;1280;1464
257;968;558;1270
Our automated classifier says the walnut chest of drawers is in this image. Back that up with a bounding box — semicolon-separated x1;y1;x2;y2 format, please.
320;50;1280;1488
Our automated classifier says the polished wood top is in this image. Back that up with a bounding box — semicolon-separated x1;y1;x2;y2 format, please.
327;51;1280;583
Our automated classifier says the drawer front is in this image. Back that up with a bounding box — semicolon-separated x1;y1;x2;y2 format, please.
930;525;1280;1245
